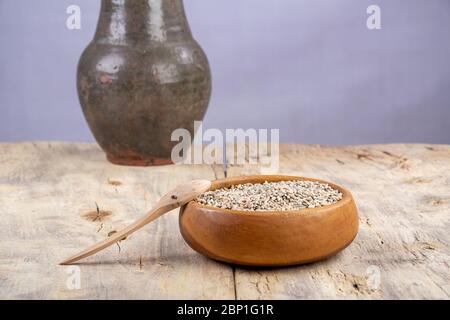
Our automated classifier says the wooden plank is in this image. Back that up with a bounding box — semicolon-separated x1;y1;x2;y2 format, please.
1;142;449;299
0;142;234;299
227;144;450;299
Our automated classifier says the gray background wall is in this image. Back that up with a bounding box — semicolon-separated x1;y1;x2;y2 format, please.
1;0;449;144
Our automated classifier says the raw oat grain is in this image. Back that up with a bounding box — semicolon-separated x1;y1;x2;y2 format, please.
196;180;343;211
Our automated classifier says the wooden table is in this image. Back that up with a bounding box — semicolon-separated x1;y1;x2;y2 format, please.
0;143;449;299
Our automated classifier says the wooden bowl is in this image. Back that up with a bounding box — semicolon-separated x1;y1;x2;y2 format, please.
179;175;359;267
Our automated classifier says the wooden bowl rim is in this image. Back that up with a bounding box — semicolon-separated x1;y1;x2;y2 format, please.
186;175;353;217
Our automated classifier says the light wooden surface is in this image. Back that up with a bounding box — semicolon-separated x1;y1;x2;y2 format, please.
0;142;449;299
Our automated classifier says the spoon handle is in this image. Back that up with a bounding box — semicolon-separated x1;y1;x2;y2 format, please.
60;179;211;265
60;205;168;265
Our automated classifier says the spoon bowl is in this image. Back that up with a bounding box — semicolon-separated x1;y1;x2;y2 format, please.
179;175;359;267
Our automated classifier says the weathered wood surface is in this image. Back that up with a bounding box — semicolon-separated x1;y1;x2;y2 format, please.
0;142;449;299
228;144;450;299
0;143;233;299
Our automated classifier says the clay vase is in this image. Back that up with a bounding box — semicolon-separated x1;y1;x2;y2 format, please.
77;0;211;166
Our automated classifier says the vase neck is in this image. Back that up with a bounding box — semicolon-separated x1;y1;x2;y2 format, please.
95;0;192;45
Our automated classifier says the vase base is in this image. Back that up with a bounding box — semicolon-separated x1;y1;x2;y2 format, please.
107;154;173;167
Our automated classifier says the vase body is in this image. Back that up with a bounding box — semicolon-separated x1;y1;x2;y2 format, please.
77;0;211;166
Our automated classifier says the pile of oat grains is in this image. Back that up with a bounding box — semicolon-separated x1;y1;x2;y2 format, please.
196;180;343;211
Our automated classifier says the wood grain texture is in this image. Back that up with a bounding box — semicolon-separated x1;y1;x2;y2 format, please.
0;143;233;299
0;142;449;299
226;144;450;299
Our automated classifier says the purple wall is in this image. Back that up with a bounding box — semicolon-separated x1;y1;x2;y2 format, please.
1;0;449;144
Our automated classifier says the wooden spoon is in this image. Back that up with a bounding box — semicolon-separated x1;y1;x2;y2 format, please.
60;179;211;265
